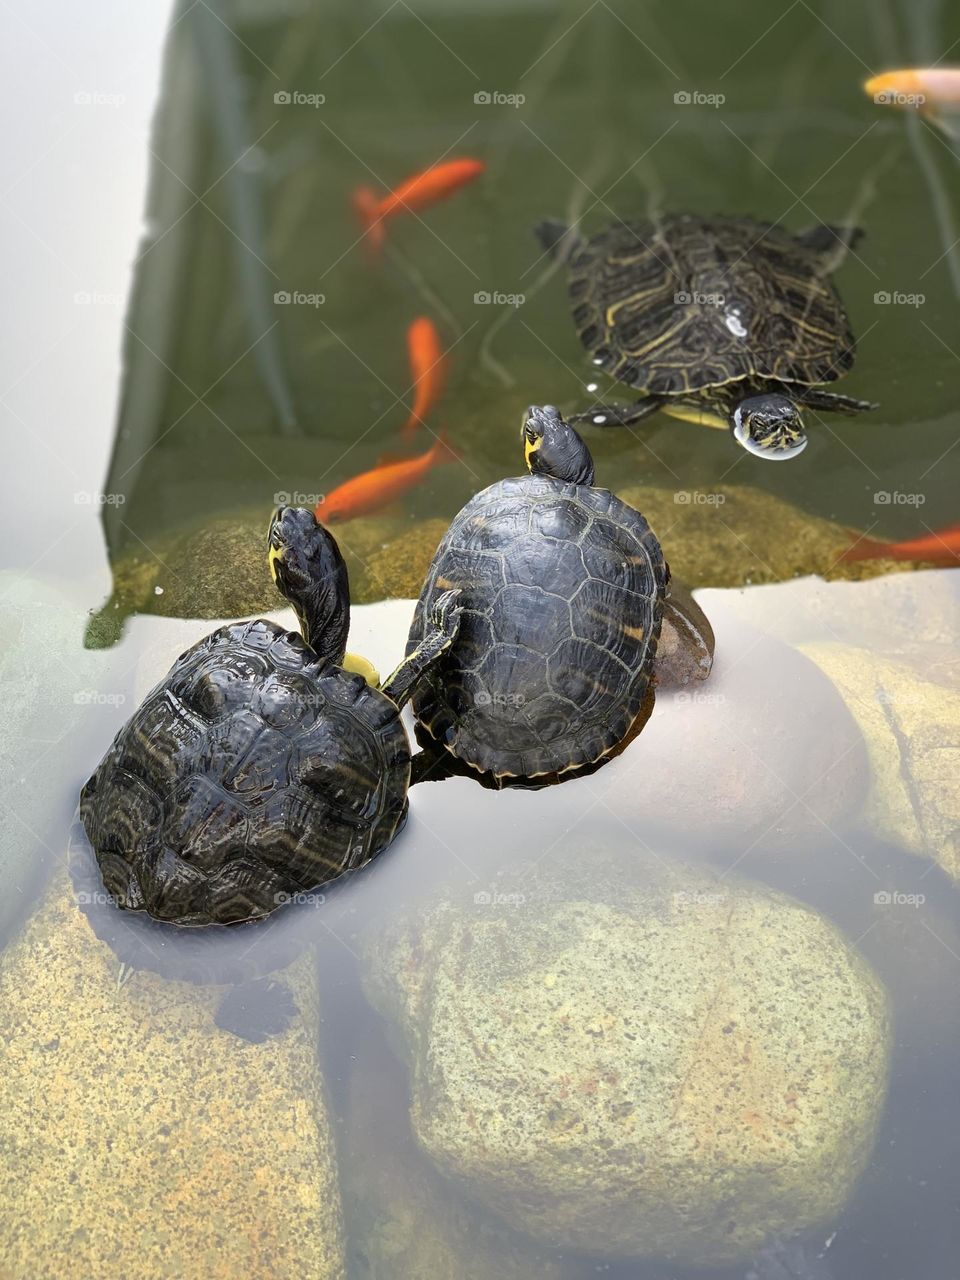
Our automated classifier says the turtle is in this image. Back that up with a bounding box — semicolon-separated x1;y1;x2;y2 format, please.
405;405;714;787
535;212;876;460
75;505;461;1039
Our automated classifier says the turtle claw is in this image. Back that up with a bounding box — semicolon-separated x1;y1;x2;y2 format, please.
431;588;463;641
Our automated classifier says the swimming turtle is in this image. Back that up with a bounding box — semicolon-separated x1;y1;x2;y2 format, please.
536;213;875;460
75;506;461;1038
405;405;713;786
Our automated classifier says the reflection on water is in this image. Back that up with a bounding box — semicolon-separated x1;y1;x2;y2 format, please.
3;0;960;1275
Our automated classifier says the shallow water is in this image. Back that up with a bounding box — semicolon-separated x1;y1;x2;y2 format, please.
3;1;960;1277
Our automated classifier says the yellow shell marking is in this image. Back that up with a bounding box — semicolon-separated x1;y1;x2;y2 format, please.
662;402;728;431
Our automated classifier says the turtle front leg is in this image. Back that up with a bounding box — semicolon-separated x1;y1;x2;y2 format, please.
567;396;666;429
795;387;878;416
380;588;462;709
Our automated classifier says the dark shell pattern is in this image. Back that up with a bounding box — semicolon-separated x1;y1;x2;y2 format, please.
407;474;668;778
568;214;857;395
80;618;410;926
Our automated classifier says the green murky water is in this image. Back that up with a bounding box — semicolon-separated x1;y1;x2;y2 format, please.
2;1;960;1276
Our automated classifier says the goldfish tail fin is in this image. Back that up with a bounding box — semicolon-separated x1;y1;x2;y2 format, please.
352;186;385;254
400;414;421;441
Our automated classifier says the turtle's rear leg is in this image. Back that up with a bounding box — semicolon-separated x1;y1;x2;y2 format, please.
567;396;666;429
798;223;868;275
410;743;458;786
795;387;877;415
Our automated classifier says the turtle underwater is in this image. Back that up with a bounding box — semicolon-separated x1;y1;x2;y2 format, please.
405;405;713;788
536;213;876;460
75;505;461;1040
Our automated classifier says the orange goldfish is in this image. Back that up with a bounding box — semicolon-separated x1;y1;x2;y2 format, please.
352;157;485;252
865;69;960;137
402;317;446;439
840;521;960;565
315;433;458;525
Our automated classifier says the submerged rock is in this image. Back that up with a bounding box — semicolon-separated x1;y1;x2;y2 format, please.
363;850;890;1267
93;509;445;644
341;1018;574;1280
358;518;448;602
617;483;898;587
707;568;959;665
799;644;960;883
0;870;345;1280
0;574;104;941
590;605;869;850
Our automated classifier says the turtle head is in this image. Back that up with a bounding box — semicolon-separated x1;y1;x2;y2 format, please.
522;405;596;485
731;394;808;460
267;506;350;662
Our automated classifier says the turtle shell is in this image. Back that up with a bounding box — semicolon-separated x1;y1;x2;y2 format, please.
80;617;410;926
406;474;667;779
567;214;856;396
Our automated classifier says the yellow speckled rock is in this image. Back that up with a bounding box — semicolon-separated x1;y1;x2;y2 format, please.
97;511;444;640
341;1019;574;1280
357;519;448;603
0;870;345;1280
363;853;890;1267
799;644;960;882
618;483;901;587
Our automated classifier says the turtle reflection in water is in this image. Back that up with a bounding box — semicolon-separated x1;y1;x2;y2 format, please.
537;213;876;460
75;506;461;1041
407;405;714;789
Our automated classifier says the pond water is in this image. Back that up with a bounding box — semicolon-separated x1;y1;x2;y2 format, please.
2;1;960;1277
